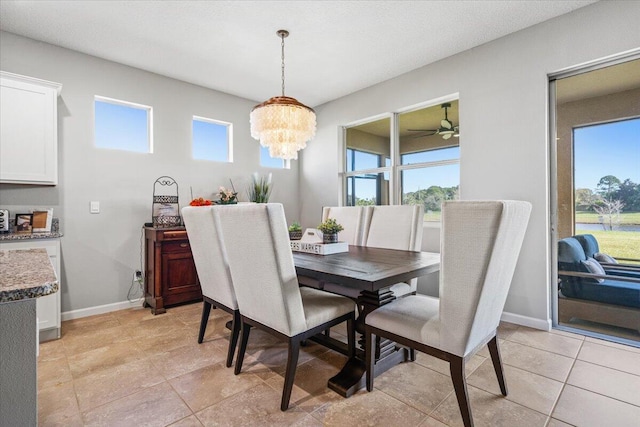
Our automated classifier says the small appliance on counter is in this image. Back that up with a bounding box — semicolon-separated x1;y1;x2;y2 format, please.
0;209;9;232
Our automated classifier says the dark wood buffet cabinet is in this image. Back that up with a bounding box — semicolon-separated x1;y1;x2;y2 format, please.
144;226;202;314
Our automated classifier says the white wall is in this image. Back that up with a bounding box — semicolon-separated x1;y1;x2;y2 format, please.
300;1;640;326
0;32;300;312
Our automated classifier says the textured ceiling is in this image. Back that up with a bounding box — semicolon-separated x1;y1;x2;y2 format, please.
0;1;597;107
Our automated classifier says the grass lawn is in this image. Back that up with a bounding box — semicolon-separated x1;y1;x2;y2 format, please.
574;229;640;263
575;211;640;225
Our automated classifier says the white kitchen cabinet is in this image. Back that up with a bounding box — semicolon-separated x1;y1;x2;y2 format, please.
0;239;61;341
0;71;62;185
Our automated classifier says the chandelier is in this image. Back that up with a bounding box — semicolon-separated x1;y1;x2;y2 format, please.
250;30;316;160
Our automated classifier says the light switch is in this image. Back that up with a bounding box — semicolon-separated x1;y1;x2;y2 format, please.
90;201;100;214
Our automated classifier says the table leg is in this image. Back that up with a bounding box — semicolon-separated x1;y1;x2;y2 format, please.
327;288;409;397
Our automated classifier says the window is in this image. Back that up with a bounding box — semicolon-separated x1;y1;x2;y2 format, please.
260;146;290;169
342;100;460;220
573;118;640;253
94;96;152;153
192;116;232;162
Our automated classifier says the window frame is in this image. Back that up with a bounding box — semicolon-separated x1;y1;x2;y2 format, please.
94;95;153;153
340;97;460;216
192;115;233;162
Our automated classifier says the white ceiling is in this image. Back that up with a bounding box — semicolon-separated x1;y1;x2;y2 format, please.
0;1;598;107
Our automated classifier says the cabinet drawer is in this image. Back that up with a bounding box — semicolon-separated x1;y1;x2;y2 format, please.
161;230;188;241
162;241;191;253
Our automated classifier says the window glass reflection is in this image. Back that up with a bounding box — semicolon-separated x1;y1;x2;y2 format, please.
346;173;389;206
401;164;459;221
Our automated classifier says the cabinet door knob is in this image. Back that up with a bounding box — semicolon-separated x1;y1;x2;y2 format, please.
180;243;188;248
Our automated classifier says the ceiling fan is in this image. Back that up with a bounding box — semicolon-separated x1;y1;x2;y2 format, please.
408;103;459;140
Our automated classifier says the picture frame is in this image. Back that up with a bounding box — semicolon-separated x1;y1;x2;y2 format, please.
32;208;53;233
15;213;33;234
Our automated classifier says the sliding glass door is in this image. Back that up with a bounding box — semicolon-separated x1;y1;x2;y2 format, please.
551;57;640;344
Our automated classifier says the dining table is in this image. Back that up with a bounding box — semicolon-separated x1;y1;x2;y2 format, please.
293;245;440;397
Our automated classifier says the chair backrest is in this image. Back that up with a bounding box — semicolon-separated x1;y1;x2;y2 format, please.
439;200;531;357
364;205;424;251
216;203;307;337
364;205;424;291
182;206;237;310
321;206;371;246
574;234;599;258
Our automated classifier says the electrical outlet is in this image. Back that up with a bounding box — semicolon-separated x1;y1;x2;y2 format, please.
133;270;143;283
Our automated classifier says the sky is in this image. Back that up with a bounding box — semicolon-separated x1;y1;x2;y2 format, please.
574;118;640;190
95;100;149;152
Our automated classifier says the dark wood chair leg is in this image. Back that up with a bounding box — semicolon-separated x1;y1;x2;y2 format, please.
488;336;508;396
281;338;300;411
365;328;375;392
197;300;212;344
450;356;473;427
226;310;241;368
234;321;251;375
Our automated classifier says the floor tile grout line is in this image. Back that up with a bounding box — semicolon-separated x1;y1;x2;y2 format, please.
165;377;197;419
503;336;583;359
571;357;640;379
373;384;443;420
546;338;584;424
563;382;640;409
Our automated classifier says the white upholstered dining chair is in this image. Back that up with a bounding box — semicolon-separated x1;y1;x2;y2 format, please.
365;200;532;427
182;206;240;368
321;206;372;246
216;203;356;411
364;204;424;298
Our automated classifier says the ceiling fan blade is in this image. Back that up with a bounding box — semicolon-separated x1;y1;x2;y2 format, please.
441;119;452;129
409;131;438;139
442;133;452;140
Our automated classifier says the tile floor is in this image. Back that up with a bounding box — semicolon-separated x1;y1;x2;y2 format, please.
37;302;640;426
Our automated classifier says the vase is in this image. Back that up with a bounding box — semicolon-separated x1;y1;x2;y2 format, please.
323;233;339;244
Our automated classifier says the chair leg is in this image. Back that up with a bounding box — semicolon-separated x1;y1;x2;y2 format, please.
226;310;241;368
488;336;508;396
281;338;300;411
450;356;473;427
198;300;212;344
234;321;251;375
365;327;375;392
408;348;416;362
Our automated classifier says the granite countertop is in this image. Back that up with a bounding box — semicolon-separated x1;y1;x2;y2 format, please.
0;248;59;303
0;231;63;241
0;217;62;241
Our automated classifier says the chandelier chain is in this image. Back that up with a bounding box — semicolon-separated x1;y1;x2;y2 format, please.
281;33;286;96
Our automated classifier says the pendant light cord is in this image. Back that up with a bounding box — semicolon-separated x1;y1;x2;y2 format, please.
281;32;286;96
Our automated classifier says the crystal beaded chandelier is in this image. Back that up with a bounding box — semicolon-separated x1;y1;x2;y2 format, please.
250;30;316;160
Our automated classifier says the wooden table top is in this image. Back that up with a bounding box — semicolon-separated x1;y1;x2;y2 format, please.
293;245;440;292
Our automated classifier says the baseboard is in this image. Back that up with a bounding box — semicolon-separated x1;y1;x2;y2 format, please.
61;298;144;321
501;311;552;331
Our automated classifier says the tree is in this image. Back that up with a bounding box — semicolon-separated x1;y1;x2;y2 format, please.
615;179;640;211
575;188;600;211
594;199;624;231
597;175;621;201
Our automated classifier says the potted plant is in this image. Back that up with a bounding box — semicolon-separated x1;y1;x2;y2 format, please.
317;218;344;244
288;222;303;240
216;186;238;204
247;172;272;203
